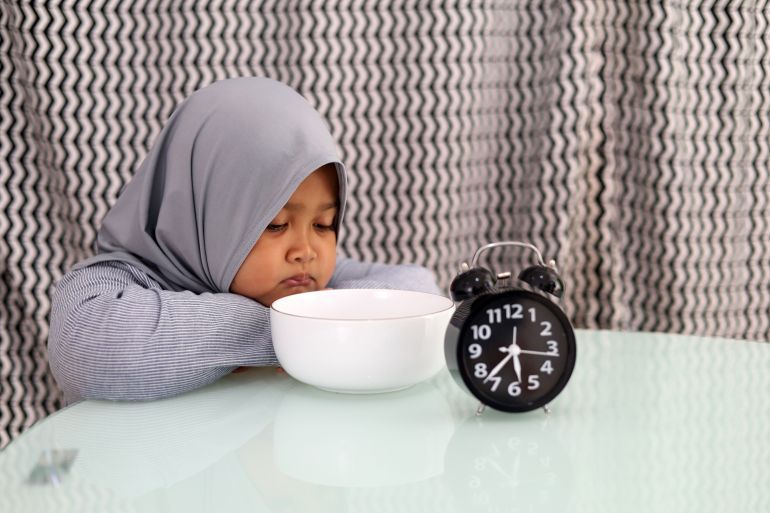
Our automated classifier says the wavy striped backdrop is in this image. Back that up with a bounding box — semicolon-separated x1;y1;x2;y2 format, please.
2;1;769;448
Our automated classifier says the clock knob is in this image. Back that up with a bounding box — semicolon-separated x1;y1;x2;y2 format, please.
449;267;497;302
518;265;565;298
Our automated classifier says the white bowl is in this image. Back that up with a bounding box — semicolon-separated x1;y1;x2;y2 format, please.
270;289;455;393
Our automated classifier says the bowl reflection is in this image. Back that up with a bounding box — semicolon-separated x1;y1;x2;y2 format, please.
273;381;455;487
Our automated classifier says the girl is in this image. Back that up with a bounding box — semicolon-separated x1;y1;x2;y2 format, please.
48;77;441;402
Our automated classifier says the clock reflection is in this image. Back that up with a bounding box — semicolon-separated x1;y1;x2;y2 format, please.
444;410;573;513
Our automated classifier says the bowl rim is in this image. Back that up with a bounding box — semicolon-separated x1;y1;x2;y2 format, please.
270;288;455;321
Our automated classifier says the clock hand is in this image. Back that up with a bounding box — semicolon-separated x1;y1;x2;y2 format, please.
484;457;515;481
511;326;522;383
512;350;522;384
484;348;514;383
485;326;528;384
519;349;560;357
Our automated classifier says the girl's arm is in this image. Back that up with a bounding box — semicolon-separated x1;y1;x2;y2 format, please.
48;261;276;402
329;256;443;295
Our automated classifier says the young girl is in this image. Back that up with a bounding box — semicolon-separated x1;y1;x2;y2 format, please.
48;77;441;402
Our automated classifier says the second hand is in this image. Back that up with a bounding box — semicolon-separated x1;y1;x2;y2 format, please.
518;349;559;356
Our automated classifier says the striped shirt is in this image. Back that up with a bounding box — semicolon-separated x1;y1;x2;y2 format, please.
48;257;443;402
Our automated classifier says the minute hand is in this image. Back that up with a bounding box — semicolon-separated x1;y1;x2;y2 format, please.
484;349;514;383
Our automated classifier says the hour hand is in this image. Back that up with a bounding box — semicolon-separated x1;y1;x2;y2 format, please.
512;350;522;384
510;325;522;383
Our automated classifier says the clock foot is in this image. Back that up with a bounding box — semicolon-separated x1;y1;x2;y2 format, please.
543;404;551;415
475;403;487;416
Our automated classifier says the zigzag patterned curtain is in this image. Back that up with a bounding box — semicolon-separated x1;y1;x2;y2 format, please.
2;1;769;448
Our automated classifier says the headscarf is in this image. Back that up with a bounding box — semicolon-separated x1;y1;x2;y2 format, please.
73;77;347;293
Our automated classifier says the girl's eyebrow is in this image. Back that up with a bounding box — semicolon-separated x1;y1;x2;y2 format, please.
283;201;338;212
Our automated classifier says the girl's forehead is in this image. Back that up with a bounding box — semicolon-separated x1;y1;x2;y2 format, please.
283;166;339;206
282;201;337;211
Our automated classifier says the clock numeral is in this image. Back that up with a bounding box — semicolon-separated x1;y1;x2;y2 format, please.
540;321;552;336
528;375;540;390
540;360;554;374
474;363;488;378
468;343;482;359
487;305;525;323
507;382;522;397
486;308;502;324
486;375;501;392
529;307;537;322
504;303;523;319
547;340;559;355
471;324;491;340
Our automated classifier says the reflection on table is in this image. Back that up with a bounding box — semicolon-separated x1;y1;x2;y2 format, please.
0;330;768;513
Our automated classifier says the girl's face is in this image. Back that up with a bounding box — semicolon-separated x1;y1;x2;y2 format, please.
230;164;339;306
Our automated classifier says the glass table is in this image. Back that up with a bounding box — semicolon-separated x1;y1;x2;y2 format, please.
1;330;768;512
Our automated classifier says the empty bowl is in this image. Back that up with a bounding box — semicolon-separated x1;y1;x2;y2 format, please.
270;289;455;393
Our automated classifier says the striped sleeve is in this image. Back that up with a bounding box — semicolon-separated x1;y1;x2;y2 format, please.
48;257;444;402
329;256;444;296
48;261;276;402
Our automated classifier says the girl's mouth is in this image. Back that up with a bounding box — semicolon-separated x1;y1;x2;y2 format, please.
282;274;313;287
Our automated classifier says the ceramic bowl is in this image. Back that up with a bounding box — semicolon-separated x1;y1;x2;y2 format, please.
270;289;455;393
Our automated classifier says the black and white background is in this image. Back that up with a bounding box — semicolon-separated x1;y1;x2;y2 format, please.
2;1;769;448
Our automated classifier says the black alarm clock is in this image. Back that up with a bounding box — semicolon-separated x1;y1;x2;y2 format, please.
444;241;576;414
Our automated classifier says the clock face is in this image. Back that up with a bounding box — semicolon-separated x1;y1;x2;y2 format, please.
457;290;576;412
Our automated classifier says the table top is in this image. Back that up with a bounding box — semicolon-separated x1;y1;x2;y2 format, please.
1;329;769;513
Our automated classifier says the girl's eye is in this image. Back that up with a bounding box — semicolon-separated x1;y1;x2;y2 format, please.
266;224;287;232
314;224;334;232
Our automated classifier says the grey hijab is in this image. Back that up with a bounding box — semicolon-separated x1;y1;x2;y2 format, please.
74;77;347;293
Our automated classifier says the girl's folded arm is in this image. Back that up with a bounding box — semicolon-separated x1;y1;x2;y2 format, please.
329;256;443;295
48;262;275;402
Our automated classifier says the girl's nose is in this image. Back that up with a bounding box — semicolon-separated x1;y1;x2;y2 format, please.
287;233;316;263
